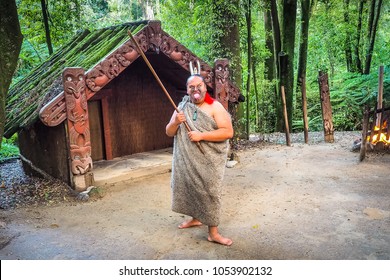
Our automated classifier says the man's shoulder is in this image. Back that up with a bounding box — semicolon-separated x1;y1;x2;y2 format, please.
211;100;228;112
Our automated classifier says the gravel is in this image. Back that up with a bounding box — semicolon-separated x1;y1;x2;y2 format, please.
235;130;362;150
0;159;75;210
0;131;362;210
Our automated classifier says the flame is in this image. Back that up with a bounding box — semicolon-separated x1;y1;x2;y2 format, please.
367;120;390;145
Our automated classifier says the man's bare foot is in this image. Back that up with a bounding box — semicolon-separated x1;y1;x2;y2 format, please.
178;218;202;229
207;234;233;246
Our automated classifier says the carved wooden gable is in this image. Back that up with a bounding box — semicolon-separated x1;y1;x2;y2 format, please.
39;20;241;126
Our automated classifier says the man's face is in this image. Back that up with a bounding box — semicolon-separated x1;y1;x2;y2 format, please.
187;76;206;104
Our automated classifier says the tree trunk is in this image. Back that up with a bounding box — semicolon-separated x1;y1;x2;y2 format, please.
296;0;314;141
270;0;282;131
280;0;298;130
210;0;243;142
296;0;312;95
263;2;277;132
41;0;53;55
270;0;281;78
264;7;275;82
245;0;252;139
363;0;383;74
353;0;365;73
0;0;23;145
343;0;353;72
252;54;260;131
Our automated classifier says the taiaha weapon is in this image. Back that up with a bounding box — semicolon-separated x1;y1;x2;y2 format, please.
127;29;205;154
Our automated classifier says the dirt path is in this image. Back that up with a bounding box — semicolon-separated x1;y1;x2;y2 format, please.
0;132;389;260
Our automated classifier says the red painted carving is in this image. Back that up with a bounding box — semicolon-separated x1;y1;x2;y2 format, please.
228;83;240;103
146;20;162;51
116;42;138;66
158;30;214;86
39;94;67;126
63;68;93;175
85;57;121;94
214;59;230;110
169;47;183;61
85;30;148;97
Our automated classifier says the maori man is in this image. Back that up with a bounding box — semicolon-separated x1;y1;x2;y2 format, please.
166;73;234;246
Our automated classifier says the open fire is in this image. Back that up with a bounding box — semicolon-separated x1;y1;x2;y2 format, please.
367;120;390;146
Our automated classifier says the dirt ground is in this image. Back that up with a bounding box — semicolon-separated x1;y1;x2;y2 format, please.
0;131;389;260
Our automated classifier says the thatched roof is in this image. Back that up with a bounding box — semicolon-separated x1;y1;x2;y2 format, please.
5;22;145;138
5;20;241;138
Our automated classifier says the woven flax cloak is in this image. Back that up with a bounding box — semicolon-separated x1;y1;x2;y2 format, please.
171;96;229;226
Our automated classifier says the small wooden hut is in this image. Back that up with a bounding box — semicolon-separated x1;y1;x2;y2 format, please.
5;20;241;191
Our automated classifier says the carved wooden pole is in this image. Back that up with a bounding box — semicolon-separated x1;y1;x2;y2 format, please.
318;71;334;143
214;58;230;110
63;67;93;191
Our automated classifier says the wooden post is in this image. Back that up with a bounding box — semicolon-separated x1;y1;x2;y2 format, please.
63;67;93;192
281;86;291;146
376;65;384;127
377;106;384;143
360;105;369;162
278;52;288;131
369;103;378;144
387;108;390;142
301;75;309;143
318;71;334;143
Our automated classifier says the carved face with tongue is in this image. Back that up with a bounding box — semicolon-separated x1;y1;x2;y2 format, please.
187;75;206;104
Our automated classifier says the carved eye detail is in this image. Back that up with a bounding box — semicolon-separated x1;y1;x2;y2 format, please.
78;75;83;81
67;76;72;81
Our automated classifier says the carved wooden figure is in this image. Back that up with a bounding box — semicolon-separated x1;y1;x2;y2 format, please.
318;71;334;143
214;59;230;110
63;68;93;181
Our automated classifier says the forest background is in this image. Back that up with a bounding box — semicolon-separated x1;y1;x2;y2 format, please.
0;0;389;159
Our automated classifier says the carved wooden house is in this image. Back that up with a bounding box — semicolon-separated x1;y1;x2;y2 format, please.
5;20;241;191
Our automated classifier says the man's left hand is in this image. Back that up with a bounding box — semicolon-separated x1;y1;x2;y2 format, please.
188;131;203;142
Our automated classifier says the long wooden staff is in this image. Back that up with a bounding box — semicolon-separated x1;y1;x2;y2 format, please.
127;30;205;154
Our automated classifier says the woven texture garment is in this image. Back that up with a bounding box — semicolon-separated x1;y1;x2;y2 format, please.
171;96;229;226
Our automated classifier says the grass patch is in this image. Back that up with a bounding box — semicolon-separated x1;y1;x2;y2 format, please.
0;137;20;163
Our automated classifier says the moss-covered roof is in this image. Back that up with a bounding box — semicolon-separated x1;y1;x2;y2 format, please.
5;21;146;138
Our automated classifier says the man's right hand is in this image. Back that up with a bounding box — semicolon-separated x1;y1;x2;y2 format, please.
175;111;186;125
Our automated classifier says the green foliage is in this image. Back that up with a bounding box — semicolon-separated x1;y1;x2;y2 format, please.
13;0;145;85
294;67;390;132
9;0;390;137
158;0;214;62
330;69;389;131
0;136;19;162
